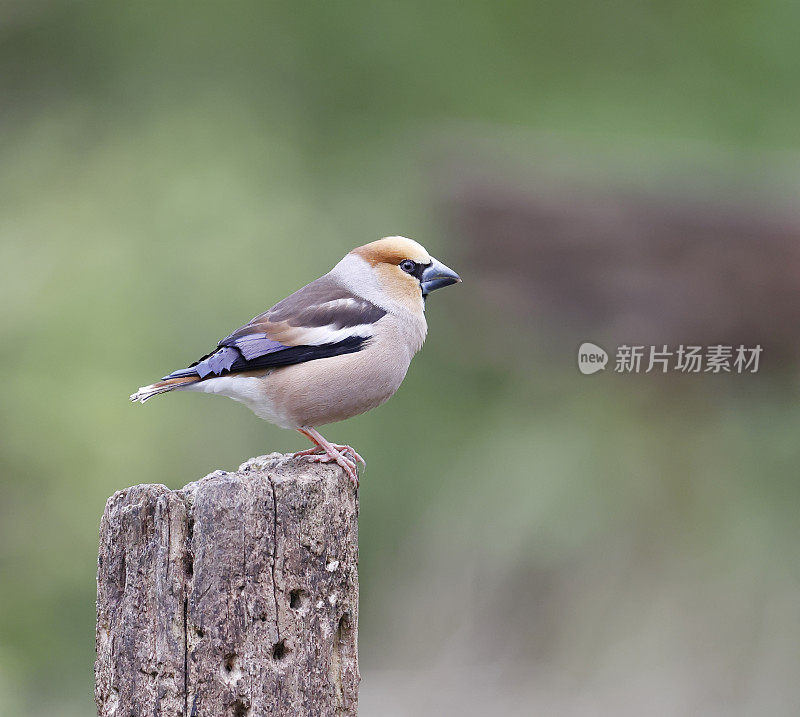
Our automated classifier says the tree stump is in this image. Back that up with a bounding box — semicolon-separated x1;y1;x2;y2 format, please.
95;453;360;716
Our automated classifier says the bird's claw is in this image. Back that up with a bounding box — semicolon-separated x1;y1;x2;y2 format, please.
331;444;366;467
292;444;365;467
293;447;360;487
292;446;325;459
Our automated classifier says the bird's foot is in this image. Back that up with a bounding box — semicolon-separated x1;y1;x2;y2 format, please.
303;449;360;487
292;446;324;459
293;444;363;488
292;444;366;467
330;443;365;467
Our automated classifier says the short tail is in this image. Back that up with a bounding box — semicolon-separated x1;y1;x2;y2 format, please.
130;376;201;403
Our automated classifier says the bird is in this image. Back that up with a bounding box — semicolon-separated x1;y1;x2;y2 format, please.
130;236;460;486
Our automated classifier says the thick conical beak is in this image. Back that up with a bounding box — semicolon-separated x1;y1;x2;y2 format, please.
420;257;461;296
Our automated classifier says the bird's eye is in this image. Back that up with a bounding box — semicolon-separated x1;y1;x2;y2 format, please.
400;260;416;274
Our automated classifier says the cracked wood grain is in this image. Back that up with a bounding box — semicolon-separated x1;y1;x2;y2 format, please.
95;453;359;716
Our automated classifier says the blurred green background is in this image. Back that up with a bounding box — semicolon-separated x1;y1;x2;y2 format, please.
2;2;800;715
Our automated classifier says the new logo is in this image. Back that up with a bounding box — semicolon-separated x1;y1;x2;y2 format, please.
578;342;608;375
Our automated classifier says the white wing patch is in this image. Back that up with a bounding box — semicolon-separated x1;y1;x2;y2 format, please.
288;322;376;346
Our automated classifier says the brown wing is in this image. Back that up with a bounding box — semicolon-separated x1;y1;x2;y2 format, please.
163;275;387;380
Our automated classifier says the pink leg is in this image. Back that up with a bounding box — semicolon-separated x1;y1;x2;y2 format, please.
293;442;365;467
293;427;362;487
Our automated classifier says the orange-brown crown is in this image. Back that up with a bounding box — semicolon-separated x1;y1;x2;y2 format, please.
351;236;431;267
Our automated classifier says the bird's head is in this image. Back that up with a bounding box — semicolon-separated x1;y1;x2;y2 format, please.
350;236;461;311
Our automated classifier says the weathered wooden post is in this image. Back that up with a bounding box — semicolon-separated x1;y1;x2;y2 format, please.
95;453;360;716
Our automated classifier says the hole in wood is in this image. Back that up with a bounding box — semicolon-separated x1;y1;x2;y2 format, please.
232;699;250;717
272;640;288;660
224;653;237;673
289;588;308;609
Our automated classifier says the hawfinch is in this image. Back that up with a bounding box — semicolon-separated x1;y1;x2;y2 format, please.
131;236;460;485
